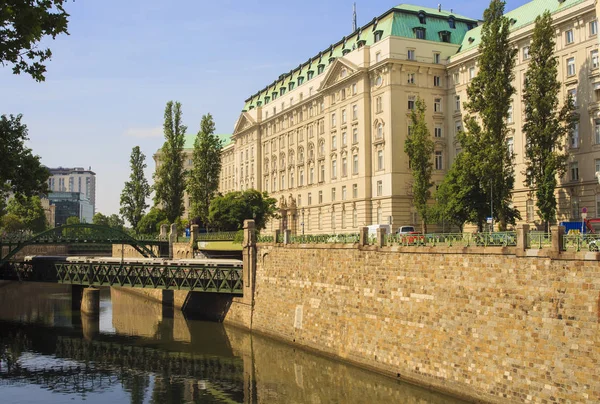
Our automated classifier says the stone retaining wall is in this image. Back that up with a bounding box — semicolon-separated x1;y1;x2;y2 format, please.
247;243;599;403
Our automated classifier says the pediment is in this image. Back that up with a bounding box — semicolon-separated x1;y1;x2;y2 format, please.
233;112;257;134
318;58;361;91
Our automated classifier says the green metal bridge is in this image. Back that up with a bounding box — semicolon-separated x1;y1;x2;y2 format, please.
0;224;243;294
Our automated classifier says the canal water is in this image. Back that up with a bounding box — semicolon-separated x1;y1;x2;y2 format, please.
0;283;466;403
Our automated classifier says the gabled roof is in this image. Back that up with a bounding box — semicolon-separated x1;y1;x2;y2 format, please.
456;0;588;55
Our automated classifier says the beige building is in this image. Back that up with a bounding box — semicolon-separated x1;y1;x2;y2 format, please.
224;0;600;234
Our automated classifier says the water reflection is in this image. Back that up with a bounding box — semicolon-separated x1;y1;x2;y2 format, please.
0;283;465;403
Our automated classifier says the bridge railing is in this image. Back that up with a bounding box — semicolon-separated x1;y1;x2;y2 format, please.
196;232;237;241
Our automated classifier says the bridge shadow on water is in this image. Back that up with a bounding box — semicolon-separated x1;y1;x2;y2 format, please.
0;282;466;403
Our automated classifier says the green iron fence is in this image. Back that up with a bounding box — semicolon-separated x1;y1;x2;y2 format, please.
527;232;551;249
562;234;600;252
383;232;517;247
289;233;360;244
196;232;237;241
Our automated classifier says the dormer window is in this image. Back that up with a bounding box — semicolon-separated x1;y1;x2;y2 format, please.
289;82;295;91
280;87;286;96
307;70;314;80
329;56;336;64
317;64;325;74
357;39;366;48
297;76;304;85
414;27;426;40
374;30;383;42
439;31;451;43
448;16;456;29
342;48;351;55
418;11;426;24
272;92;278;100
257;101;262;107
264;96;270;104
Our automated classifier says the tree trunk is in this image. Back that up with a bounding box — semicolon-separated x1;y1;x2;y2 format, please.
421;218;427;234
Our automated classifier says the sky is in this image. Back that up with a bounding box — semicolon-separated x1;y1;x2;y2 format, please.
1;0;532;216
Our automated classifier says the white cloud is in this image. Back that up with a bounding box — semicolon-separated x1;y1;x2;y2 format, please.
123;127;163;139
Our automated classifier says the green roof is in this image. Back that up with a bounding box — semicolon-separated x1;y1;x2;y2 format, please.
242;4;478;112
456;0;587;54
183;133;232;149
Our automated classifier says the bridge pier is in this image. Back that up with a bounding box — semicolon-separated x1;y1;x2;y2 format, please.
81;287;100;316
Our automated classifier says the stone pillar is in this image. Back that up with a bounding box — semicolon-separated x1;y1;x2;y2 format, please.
376;227;387;248
551;225;565;253
283;229;292;244
168;223;177;259
516;224;529;254
81;311;100;340
242;220;257;308
160;224;169;240
359;227;369;246
190;224;199;249
81;287;100;316
274;229;281;244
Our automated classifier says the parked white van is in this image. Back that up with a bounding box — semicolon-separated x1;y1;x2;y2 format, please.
366;224;392;237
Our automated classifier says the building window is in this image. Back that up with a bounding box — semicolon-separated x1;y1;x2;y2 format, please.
469;66;475;81
376;97;382;113
309;167;314;184
352;104;358;120
448;17;455;29
415;27;426;39
434;76;441;87
342;131;347;146
526;199;534;222
507;137;514;157
434;126;442;138
374;30;382;42
318;65;325;74
435;151;443;170
567;57;576;76
408;96;416;110
591;20;598;36
342;185;347;200
352;184;358;199
319;164;325;182
570;162;579;181
331;113;336;127
434;97;442;113
376;122;383;139
407;73;415;84
440;31;451;42
595;158;600;174
308;192;312;205
567;88;577;106
522;46;530;61
455;95;461;111
375;52;381;63
341;109;347;124
507;104;513;123
565;29;574;45
570;123;579;148
375;76;382;86
591;49;599;70
281;174;285;189
353;128;358;144
332;135;337;150
331;160;337;179
453;72;460;84
342;157;347;177
318;191;323;204
377;150;384;171
352;83;357;95
407;49;415;60
377;180;382;196
455;120;462;134
433;52;440;64
595;119;600;144
353;155;359;174
299;169;304;186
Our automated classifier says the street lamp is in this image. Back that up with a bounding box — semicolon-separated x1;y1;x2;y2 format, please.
301;208;305;235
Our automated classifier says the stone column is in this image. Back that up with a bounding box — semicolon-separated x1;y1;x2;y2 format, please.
160;224;169;240
516;224;529;254
190;224;199;251
551;225;565;253
242;220;257;308
359;227;369;246
376;227;387;248
81;287;100;316
283;229;292;244
168;223;177;259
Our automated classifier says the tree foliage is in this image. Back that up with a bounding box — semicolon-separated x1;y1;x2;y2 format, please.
92;212;109;226
453;0;519;230
92;212;124;230
1;195;47;233
187;113;222;225
522;11;578;230
208;190;278;231
1;0;72;81
0;114;49;218
120;146;150;229
136;207;167;235
153;101;187;224
404;98;434;233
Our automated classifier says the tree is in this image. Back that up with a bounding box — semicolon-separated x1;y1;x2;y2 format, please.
404;98;434;233
136;207;167;235
153;101;187;224
5;195;47;233
120;146;150;230
208;190;278;231
187;114;222;225
107;214;124;230
522;11;578;231
0;114;49;217
0;213;25;233
1;0;72;81
92;212;109;226
459;0;519;230
66;216;79;225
